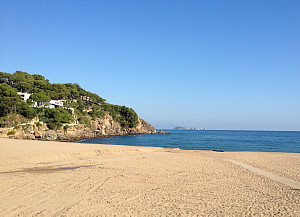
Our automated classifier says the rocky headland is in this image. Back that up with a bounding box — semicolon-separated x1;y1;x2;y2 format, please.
0;116;168;142
0;71;169;142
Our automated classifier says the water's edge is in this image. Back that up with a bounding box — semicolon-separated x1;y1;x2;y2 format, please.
79;130;300;153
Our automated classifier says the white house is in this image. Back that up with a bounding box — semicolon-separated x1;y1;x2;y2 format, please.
18;92;31;101
33;100;64;108
49;100;64;107
17;92;64;109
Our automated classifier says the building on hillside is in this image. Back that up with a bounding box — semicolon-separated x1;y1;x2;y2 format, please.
17;92;64;109
49;100;64;107
18;92;31;101
33;100;64;109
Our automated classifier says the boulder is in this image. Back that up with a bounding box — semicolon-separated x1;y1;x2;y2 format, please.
34;130;42;138
24;125;34;134
42;131;58;141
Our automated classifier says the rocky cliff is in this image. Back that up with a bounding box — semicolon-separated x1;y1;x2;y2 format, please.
1;114;166;142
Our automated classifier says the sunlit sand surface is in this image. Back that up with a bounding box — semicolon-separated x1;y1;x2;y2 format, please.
0;138;299;216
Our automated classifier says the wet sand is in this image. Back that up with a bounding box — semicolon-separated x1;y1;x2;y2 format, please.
0;138;299;216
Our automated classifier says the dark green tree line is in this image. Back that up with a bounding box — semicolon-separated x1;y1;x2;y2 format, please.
0;71;139;128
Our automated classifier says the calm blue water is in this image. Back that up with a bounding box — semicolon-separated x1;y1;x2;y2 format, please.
79;130;300;153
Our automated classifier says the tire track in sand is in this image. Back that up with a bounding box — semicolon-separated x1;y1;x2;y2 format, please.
226;159;300;190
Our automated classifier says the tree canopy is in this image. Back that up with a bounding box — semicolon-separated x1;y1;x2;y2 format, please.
0;83;19;116
0;71;139;129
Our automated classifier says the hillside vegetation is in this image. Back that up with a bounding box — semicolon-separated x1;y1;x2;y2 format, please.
0;71;139;129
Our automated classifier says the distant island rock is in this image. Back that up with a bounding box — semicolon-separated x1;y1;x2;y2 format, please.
173;126;206;131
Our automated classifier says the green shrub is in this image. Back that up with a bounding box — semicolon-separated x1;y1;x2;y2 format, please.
7;130;16;135
102;103;138;128
40;108;73;124
35;122;42;127
47;123;63;130
81;117;90;127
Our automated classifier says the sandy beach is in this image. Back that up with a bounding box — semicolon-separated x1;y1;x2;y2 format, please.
0;138;299;216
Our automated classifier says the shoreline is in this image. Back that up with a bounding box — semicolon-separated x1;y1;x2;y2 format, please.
5;135;299;154
2;129;170;143
0;138;299;216
77;138;300;154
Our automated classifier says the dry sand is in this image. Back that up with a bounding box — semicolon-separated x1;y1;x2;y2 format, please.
0;138;299;216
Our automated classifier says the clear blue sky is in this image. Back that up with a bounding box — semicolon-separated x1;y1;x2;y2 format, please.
1;0;300;130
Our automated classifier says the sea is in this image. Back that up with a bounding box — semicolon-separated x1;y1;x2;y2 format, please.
79;130;300;153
